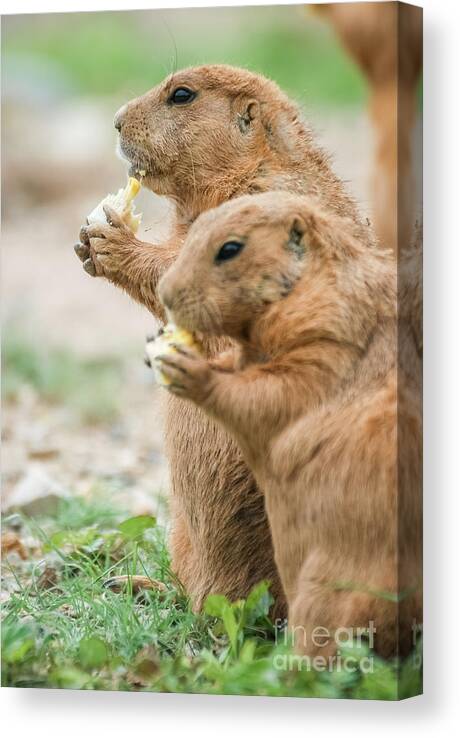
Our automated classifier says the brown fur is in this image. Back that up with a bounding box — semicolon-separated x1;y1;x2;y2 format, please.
156;191;422;658
76;65;368;616
312;2;422;253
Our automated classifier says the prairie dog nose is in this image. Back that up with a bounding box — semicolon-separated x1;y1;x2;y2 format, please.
114;104;128;132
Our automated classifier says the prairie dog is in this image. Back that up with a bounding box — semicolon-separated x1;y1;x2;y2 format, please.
312;2;422;253
76;65;367;615
155;191;422;657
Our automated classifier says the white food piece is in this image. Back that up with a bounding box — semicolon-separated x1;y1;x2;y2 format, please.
146;323;201;387
87;177;142;232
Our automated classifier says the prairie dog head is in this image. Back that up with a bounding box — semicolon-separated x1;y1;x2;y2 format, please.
159;192;393;344
114;65;307;211
158;192;317;338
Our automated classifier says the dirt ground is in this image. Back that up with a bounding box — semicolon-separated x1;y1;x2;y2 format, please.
1;99;374;518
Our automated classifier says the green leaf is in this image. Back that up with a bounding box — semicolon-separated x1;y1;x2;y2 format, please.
222;604;239;653
47;526;100;551
1;622;36;664
243;580;272;624
118;515;156;540
51;667;91;690
3;637;35;664
240;638;257;664
204;593;230;618
78;637;109;670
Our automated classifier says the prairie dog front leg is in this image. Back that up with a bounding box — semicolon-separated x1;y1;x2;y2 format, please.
76;212;187;318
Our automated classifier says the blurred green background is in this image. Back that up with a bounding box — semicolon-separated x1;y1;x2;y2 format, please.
2;5;366;107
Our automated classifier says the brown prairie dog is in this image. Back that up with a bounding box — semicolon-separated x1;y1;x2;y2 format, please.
311;2;422;253
75;65;368;615
155;191;422;657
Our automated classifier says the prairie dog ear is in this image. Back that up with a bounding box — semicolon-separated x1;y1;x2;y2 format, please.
236;98;260;133
245;100;260;121
287;216;308;259
289;216;307;244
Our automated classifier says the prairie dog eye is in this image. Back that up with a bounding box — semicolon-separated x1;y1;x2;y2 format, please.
215;241;245;264
168;87;197;105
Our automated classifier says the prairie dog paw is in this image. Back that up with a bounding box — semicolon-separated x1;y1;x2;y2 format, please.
156;350;215;403
145;324;202;387
144;326;211;403
76;177;142;279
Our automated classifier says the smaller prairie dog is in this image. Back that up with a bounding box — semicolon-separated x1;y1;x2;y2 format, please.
153;191;422;658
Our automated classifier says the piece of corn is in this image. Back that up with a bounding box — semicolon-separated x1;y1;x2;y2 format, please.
87;177;142;232
146;323;201;387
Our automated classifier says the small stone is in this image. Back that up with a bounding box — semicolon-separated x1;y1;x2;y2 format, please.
4;465;68;516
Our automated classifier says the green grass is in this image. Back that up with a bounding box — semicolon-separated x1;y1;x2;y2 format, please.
2;7;367;107
2;333;124;423
1;495;422;698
